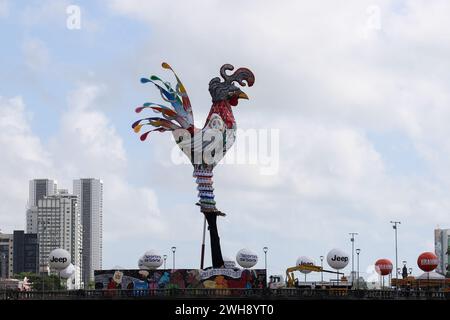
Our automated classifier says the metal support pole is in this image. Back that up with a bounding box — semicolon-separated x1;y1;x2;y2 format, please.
200;217;206;269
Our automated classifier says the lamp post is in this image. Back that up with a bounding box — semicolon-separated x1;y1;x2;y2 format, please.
163;255;167;269
390;221;400;287
356;248;361;290
263;247;268;272
349;232;358;285
320;255;324;283
171;247;176;270
263;247;268;286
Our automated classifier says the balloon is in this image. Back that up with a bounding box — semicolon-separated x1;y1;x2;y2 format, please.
417;252;438;272
327;248;349;270
375;259;393;276
48;248;71;270
60;264;76;278
223;256;236;269
296;256;315;274
236;248;258;268
142;250;163;269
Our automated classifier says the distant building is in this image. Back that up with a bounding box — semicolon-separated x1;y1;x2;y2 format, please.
27;179;57;234
435;228;450;276
73;179;103;286
0;233;13;278
13;231;39;274
36;191;82;288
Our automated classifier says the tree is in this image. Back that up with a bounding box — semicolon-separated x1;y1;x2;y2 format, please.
14;272;62;291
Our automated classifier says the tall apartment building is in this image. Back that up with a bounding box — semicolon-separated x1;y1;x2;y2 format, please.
13;231;39;274
27;179;57;234
0;233;13;278
36;190;82;288
73;179;103;285
435;228;450;275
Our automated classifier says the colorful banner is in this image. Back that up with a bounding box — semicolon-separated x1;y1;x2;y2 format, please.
94;269;266;291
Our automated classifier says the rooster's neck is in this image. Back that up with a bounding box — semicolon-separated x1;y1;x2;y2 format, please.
205;100;236;129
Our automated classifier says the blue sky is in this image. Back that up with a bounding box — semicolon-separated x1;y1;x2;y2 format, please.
1;0;450;282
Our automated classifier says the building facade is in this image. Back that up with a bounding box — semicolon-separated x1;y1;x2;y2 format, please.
73;179;103;286
27;179;57;234
12;230;39;274
435;228;450;276
36;191;83;288
0;233;13;278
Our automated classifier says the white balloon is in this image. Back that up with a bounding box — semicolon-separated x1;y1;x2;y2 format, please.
138;257;149;270
236;248;258;268
142;250;163;269
327;248;349;270
223;256;236;269
60;264;75;278
48;248;71;270
296;256;315;274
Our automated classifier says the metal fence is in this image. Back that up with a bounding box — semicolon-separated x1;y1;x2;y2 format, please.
1;288;449;300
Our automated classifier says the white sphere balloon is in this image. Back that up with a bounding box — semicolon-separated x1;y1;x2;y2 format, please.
142;250;163;269
223;256;236;269
60;263;75;278
138;257;149;270
296;256;315;274
48;248;71;270
327;248;349;270
236;248;258;268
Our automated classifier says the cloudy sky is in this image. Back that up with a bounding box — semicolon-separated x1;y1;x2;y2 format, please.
1;0;449;282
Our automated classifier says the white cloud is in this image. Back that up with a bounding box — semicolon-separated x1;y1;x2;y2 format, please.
0;0;9;18
22;38;50;71
0;96;52;229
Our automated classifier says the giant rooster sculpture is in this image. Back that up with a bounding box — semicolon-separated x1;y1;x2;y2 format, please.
132;62;255;268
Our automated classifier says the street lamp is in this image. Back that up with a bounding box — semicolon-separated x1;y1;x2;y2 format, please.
320;256;324;283
263;247;268;271
349;232;358;285
171;247;176;270
390;221;401;287
263;247;268;286
163;255;167;269
356;249;361;290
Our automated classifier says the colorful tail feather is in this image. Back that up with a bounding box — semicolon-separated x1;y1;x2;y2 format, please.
132;62;195;141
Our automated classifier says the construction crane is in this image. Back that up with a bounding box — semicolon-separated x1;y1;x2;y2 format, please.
286;265;344;287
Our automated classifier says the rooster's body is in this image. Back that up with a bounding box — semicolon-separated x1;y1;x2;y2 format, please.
132;63;254;268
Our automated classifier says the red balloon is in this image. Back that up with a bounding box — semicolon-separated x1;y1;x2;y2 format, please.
417;252;438;272
375;259;393;275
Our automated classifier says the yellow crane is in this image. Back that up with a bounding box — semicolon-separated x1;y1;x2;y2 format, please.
286;265;344;287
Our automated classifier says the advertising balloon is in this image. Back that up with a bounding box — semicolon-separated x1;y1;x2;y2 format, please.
138;257;149;270
327;248;349;270
142;250;163;269
48;248;71;270
375;259;393;276
236;249;258;268
60;263;76;278
296;256;315;274
417;252;438;272
223;256;236;269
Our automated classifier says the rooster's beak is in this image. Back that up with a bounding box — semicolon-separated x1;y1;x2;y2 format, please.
238;92;249;100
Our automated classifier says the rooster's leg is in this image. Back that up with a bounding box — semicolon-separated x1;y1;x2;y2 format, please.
194;165;225;268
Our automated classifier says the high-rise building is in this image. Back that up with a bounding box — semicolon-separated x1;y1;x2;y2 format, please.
73;179;103;286
435;228;450;276
27;179;57;234
36;190;82;288
28;179;57;207
13;230;39;274
0;233;13;278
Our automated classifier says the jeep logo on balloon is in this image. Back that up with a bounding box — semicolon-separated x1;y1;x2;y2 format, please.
327;248;349;270
48;248;71;270
296;256;315;274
